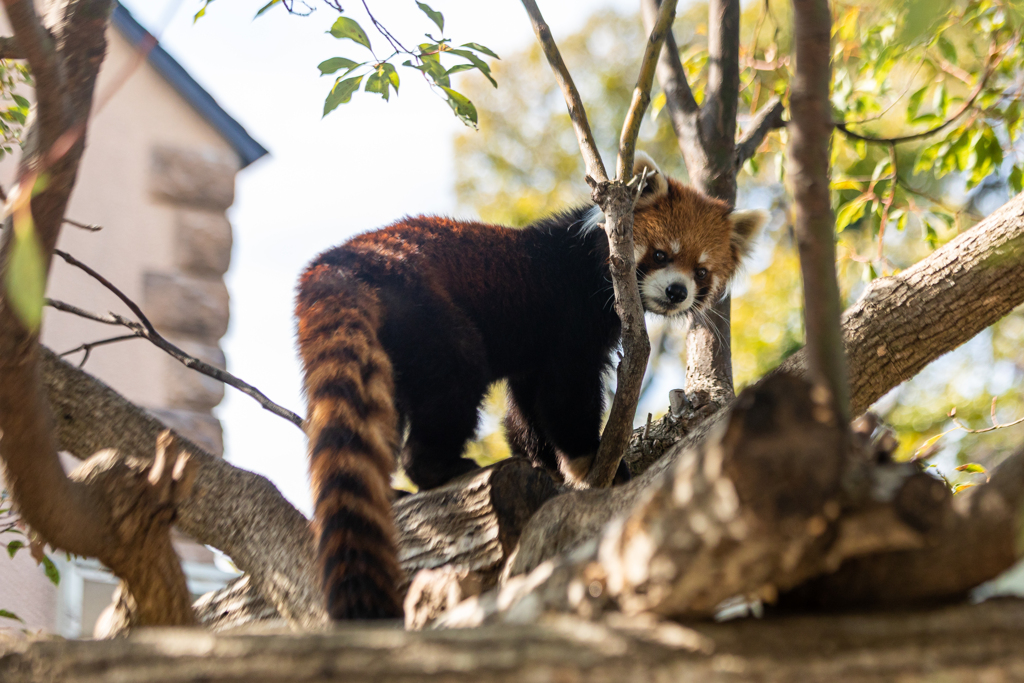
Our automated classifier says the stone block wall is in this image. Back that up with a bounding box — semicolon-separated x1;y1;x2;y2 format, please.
144;145;239;457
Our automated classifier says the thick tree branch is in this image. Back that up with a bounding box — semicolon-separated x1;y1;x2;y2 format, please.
0;35;25;59
789;0;849;425
519;0;607;183
735;97;786;168
699;0;741;203
2;0;65;156
38;347;328;628
50;249;304;426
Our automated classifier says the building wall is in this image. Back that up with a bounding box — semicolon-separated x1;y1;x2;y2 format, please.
1;21;242;636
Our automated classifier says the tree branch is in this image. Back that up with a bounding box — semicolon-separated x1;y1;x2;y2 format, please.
735;97;786;168
789;0;850;425
50;249;304;427
38;347;328;628
519;0;607;183
615;0;677;178
0;35;26;59
834;41;1002;145
585;0;677;489
699;0;741;203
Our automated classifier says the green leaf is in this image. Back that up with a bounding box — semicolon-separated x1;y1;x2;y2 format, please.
448;48;497;87
416;2;444;32
440;86;478;127
6;540;24;558
1010;166;1023;194
329;17;371;51
193;0;214;22
323;76;363;116
446;63;476;75
365;64;399;101
254;0;280;18
11;94;28;109
937;35;957;63
5;219;45;333
460;42;500;59
41;555;59;586
318;57;362;76
955;463;987;473
0;609;23;623
907;85;929;120
835;195;870;231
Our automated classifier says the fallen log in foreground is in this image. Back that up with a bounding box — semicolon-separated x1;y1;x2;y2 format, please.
3;599;1024;682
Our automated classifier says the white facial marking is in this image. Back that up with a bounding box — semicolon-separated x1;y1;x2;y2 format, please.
699;250;709;264
670;239;681;254
634;244;647;263
641;266;697;316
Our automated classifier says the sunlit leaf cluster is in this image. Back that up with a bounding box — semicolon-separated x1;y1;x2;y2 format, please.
197;1;499;126
0;60;30;158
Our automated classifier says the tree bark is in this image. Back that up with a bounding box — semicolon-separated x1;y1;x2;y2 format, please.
789;0;850;425
39;347;328;629
3;599;1024;681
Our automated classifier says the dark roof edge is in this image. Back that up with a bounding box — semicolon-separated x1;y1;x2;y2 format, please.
111;3;269;168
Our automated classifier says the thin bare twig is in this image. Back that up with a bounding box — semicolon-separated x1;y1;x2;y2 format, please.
735;97;786;168
63;216;101;231
49;250;304;428
617;0;678;178
520;0;607;182
834;41;1004;145
59;333;140;368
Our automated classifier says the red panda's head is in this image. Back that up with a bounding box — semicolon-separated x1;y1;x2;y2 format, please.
626;152;767;318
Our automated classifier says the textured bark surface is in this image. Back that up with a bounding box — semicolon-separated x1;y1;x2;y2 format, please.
788;0;850;424
778;189;1024;417
3;600;1024;682
40;347;327;629
508;192;1024;577
396;457;560;589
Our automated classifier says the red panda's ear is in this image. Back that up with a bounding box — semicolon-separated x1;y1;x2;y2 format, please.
632;151;669;204
728;209;768;259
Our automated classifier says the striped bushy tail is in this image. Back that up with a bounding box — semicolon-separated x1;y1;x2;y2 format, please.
296;262;403;619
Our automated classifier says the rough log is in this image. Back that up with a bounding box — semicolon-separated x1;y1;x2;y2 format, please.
509;191;1024;577
3;600;1024;681
445;373;1021;627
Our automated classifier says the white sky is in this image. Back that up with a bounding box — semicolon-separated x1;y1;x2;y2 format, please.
118;0;638;515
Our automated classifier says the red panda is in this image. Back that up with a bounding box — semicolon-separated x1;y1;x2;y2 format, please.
295;153;766;619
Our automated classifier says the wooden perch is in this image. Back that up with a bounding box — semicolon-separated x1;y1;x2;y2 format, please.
3;599;1024;681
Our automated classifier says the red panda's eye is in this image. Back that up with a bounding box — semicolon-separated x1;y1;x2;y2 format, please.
653;250;668;264
696;267;708;279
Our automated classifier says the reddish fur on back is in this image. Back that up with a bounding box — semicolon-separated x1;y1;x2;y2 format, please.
296;263;404;619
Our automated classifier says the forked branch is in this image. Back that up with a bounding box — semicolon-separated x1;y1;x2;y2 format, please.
49;249;303;427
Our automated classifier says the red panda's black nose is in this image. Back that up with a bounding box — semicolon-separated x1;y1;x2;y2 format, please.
665;283;688;303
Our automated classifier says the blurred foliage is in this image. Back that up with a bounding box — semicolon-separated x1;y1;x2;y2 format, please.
453;1;1024;483
0;61;29;157
198;1;497;126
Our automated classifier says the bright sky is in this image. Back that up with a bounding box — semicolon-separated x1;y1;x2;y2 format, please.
118;0;639;515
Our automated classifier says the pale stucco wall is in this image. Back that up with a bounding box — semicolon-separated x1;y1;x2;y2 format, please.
1;21;244;635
